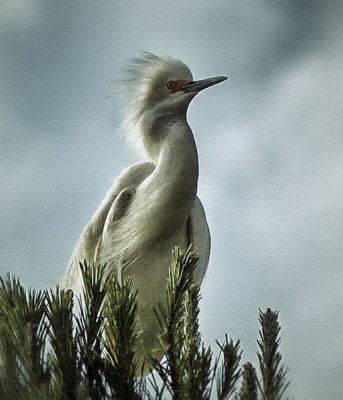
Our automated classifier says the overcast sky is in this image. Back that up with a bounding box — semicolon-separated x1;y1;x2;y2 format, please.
1;1;343;398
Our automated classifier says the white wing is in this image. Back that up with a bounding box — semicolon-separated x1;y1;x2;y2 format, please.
188;197;211;284
61;161;154;295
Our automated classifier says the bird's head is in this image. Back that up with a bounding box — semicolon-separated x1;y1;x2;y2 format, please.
124;53;227;118
122;53;227;157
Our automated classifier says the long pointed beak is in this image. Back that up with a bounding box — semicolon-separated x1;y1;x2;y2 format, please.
180;76;228;93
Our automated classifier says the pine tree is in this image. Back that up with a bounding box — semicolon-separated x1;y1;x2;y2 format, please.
0;247;290;399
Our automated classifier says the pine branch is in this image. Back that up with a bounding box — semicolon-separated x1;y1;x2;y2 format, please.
257;308;290;400
151;245;212;400
152;246;198;399
104;275;140;400
236;362;258;400
215;335;241;400
76;261;109;399
0;274;50;399
182;284;212;399
0;252;292;399
46;287;80;400
0;274;25;398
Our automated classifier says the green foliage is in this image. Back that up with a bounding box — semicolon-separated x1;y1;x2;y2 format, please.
0;247;290;399
104;275;140;400
236;363;258;400
77;262;108;399
46;287;79;399
0;274;50;399
215;335;242;400
0;274;25;399
150;247;213;399
257;309;290;400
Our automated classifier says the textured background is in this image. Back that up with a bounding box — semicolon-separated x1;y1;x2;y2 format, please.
1;1;343;398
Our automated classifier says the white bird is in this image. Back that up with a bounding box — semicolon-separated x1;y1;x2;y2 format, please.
62;53;227;372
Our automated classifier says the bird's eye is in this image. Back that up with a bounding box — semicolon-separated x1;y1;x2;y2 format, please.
167;81;175;90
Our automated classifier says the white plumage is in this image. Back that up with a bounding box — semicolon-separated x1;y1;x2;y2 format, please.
62;53;227;372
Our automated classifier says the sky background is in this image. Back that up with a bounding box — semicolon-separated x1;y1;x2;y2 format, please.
1;1;343;398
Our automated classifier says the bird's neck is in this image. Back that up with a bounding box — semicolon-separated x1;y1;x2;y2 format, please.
159;118;198;188
117;114;199;260
140;113;199;227
140;106;190;161
153;115;199;219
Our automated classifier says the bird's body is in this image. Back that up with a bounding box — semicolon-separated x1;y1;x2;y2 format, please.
62;53;227;371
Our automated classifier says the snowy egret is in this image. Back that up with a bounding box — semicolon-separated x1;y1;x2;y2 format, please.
62;53;227;372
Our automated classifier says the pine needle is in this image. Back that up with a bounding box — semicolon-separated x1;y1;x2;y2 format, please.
215;335;241;400
104;275;140;399
0;252;291;400
257;308;290;400
236;362;258;400
46;287;79;400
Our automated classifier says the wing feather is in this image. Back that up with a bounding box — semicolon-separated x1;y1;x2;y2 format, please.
61;161;154;293
188;197;211;284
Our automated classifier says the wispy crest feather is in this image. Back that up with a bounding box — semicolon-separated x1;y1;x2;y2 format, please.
121;52;192;157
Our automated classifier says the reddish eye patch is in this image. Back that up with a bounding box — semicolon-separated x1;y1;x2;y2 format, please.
166;80;189;93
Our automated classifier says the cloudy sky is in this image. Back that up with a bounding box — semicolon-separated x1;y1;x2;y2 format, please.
1;1;343;398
